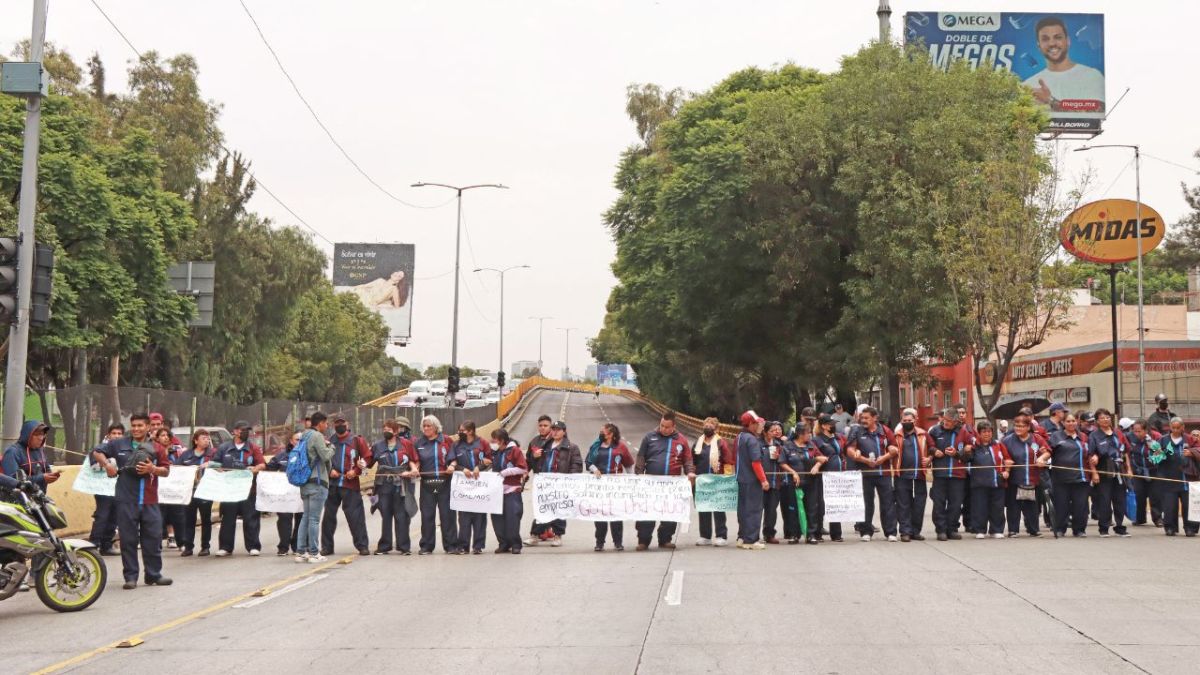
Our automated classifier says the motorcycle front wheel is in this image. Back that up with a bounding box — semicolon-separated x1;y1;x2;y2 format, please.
34;549;107;612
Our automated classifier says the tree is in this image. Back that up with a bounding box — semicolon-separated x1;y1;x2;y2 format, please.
279;283;389;402
1157;149;1200;275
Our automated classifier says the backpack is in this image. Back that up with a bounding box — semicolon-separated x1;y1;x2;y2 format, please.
286;433;316;486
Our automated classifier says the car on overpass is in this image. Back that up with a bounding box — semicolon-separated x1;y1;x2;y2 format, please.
430;379;448;396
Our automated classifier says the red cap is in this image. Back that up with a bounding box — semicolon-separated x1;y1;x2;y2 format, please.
149;412;164;422
739;410;764;428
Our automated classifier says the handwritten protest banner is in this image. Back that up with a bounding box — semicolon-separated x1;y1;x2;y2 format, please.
157;466;198;505
1190;483;1200;516
450;472;504;514
532;474;692;523
694;474;738;513
194;469;253;502
72;463;116;497
256;471;303;513
822;471;865;523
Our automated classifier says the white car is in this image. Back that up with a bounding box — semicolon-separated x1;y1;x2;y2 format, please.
430;380;448;396
463;399;489;409
465;385;485;400
485;392;501;404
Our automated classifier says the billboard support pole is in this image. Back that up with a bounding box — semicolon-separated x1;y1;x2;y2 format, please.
1133;146;1146;416
877;0;891;42
1108;264;1121;416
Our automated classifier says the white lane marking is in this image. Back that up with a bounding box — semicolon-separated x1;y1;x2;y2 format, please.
664;570;684;606
233;573;328;609
558;392;570;422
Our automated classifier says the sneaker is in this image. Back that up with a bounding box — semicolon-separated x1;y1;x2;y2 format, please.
145;576;173;586
308;554;327;563
1099;532;1111;538
215;550;230;557
1073;532;1087;538
746;541;766;550
399;550;412;556
374;550;390;555
548;536;563;548
861;534;872;542
614;544;624;551
806;537;820;545
295;553;310;563
992;533;1005;539
1118;532;1132;538
975;533;986;539
937;533;948;541
166;536;177;549
249;549;261;557
122;581;137;590
198;548;210;557
473;549;483;555
594;545;604;552
695;538;712;546
1007;532;1019;538
887;535;898;542
276;550;289;557
523;537;540;546
713;538;728;547
1029;532;1044;538
419;550;433;555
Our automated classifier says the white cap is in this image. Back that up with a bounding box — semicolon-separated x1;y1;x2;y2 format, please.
855;403;870;416
1118;417;1134;430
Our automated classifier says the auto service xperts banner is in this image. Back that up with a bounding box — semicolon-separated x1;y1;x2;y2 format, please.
905;11;1105;133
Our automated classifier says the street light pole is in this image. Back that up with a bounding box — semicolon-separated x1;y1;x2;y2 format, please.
877;0;892;42
3;0;48;445
530;316;553;375
557;327;576;380
411;182;507;376
474;265;530;380
1075;144;1147;414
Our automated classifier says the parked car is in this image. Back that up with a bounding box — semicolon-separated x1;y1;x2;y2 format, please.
171;425;233;451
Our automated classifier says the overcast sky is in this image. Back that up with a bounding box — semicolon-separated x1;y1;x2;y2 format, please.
4;1;1198;381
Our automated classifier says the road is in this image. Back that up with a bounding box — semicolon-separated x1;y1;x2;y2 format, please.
7;389;1200;674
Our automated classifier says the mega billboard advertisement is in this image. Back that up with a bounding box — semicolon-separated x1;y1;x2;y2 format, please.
597;364;637;388
332;243;414;343
904;12;1105;134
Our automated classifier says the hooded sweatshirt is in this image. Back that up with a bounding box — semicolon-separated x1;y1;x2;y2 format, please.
2;420;52;488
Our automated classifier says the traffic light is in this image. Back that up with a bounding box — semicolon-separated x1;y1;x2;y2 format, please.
0;237;16;325
497;371;506;389
29;243;52;327
448;366;461;394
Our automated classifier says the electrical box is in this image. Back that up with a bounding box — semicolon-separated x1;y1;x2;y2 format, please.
1;62;47;97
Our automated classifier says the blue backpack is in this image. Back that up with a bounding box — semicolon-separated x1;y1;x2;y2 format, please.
286;434;316;486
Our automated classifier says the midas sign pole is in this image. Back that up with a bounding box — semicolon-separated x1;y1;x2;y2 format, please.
1059;198;1165;415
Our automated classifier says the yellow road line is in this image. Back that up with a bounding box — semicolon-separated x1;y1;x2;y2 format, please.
31;556;355;675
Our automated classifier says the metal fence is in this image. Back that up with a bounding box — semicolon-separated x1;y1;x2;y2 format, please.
1120;361;1200;420
27;385;403;463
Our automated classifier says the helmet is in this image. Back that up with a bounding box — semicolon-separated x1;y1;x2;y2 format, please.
1154;393;1168;403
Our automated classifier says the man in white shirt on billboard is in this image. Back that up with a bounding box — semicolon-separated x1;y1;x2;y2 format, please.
1022;16;1103;115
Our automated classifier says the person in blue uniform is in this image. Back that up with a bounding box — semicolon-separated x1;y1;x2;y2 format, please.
586;423;634;551
893;408;929;542
1048;413;1098;537
811;414;848;543
966;421;1012;539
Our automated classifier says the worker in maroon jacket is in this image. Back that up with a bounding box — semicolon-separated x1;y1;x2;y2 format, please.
453;420;492;554
735;411;770;549
927;407;973;541
525;420;583;547
1002;415;1046;537
966;421;1013;538
846;406;898;542
490;428;527;554
634;411;695;551
586;423;635;551
211;420;267;557
893;408;930;542
320;417;373;556
693;417;735;546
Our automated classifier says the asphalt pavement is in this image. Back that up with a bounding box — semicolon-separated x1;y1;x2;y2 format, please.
6;391;1199;674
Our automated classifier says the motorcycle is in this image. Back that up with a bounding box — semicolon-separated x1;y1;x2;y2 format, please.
0;472;107;612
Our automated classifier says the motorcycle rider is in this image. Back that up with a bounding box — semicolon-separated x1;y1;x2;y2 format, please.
2;420;60;490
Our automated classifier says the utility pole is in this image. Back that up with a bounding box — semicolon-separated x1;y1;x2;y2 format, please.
3;0;48;444
474;265;530;380
411;182;507;377
557;327;576;380
877;0;892;42
530;316;553;375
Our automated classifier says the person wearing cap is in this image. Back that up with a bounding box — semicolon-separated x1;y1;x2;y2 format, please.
1126;419;1163;527
2;420;60;490
927;407;973;541
414;414;459;554
321;417;373;556
1048;412;1098;537
369;418;418;555
693;417;734;547
846;406;899;542
211;420;266;556
453;420;492;554
734;411;769;550
759;420;785;545
779;423;824;544
587;422;635;551
1041;403;1068;436
526;420;582;547
634;411;694;551
524;415;555;543
893;408;929;542
1076;410;1097;435
966;421;1012;539
1088;409;1132;537
1147;394;1174;436
812;414;848;542
1002;414;1047;538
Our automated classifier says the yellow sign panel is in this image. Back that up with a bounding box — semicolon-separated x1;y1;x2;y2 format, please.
1059;199;1165;264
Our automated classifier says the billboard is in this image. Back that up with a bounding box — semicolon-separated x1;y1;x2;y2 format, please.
597;364;637;388
905;12;1105;134
1059;199;1165;264
332;243;414;343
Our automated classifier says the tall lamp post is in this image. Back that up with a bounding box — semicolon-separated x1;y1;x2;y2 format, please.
473;265;530;382
530;316;553;375
557;327;576;380
1075;144;1146;414
411;182;507;382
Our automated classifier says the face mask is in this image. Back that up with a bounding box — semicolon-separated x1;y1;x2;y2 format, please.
458;433;468;443
1159;401;1169;410
902;422;914;432
238;429;250;442
383;431;395;441
490;442;499;451
334;424;348;436
703;428;715;437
